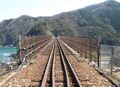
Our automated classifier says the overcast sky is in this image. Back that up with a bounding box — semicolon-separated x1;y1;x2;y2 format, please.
0;0;120;22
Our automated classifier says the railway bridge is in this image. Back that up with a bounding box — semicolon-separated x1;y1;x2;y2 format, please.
0;35;119;87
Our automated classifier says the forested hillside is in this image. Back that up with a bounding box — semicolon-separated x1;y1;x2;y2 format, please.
0;0;120;46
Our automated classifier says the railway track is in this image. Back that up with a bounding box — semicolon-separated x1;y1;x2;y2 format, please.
2;37;112;87
40;38;82;87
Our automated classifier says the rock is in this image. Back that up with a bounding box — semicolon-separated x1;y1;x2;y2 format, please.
0;62;11;75
89;61;96;67
9;54;16;59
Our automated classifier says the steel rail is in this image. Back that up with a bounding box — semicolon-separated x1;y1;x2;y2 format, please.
51;44;55;87
46;40;71;87
40;45;54;87
51;40;71;87
59;40;82;87
58;44;70;87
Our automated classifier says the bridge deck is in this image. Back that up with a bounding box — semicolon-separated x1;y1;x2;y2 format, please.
0;37;116;87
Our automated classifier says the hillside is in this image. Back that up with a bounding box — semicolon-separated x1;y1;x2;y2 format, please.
0;0;120;46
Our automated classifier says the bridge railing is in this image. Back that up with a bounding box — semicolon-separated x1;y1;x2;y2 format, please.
60;36;120;82
16;35;52;65
60;36;100;66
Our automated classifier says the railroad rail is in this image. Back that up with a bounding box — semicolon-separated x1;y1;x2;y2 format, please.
40;38;82;87
58;39;82;87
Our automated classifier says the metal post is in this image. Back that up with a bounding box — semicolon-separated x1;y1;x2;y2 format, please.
89;37;92;62
18;34;22;65
97;37;101;67
85;37;87;59
110;46;114;75
76;39;78;53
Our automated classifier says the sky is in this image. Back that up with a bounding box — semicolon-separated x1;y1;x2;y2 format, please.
0;0;120;22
